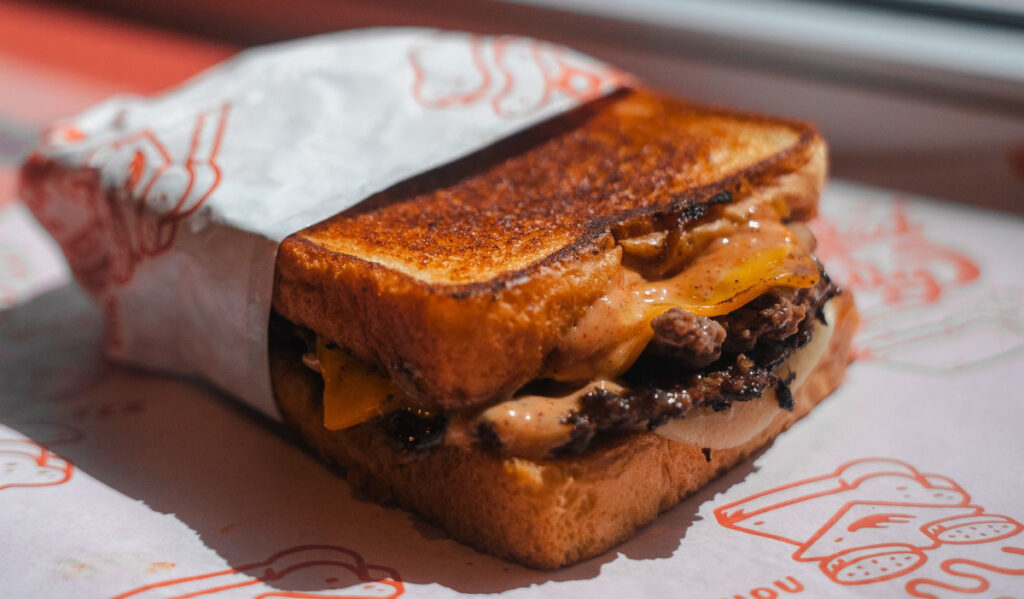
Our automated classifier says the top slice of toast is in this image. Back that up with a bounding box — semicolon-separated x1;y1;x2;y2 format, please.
273;89;826;409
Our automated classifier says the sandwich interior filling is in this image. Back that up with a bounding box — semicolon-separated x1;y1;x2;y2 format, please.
294;188;840;460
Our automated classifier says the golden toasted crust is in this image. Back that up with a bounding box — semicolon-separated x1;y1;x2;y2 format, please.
270;293;857;569
273;90;827;408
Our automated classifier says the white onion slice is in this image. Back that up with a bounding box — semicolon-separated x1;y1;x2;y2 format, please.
654;299;837;450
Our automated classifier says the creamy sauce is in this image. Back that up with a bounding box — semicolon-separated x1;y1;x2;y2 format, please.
470;380;623;459
301;352;323;373
544;196;819;383
314;295;835;453
465;299;838;457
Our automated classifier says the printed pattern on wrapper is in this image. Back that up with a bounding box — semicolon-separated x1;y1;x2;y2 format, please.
18;29;624;415
0;424;78;492
811;199;1024;374
409;34;624;117
715;458;1024;597
113;545;403;599
25;107;230;350
813;200;980;310
30;106;230;294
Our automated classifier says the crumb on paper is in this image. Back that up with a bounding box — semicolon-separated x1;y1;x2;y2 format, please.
55;559;97;579
146;561;175;573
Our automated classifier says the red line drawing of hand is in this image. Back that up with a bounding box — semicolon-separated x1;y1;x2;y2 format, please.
22;105;230;350
489;37;550;118
88;104;231;261
134;105;229;255
113;545;404;599
714;458;1023;588
409;35;493;110
0;438;73;492
22;105;230;295
409;34;622;118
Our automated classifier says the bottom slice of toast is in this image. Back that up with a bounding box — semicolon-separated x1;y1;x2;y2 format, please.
269;294;857;569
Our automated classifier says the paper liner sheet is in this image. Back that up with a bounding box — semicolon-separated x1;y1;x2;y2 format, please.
3;181;1023;598
18;28;623;415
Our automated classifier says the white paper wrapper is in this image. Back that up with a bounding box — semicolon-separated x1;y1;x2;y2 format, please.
2;182;1022;598
19;28;623;415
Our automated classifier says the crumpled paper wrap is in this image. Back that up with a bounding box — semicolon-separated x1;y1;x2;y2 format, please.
18;28;623;415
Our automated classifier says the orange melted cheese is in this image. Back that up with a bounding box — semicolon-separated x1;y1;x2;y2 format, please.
316;339;410;431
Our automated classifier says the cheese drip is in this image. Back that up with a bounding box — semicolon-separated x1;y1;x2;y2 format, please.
316;339;410;431
544;217;819;382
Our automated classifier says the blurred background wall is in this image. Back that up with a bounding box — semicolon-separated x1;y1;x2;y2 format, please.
25;0;1024;211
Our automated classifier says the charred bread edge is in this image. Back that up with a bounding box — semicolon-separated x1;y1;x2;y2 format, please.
277;94;821;300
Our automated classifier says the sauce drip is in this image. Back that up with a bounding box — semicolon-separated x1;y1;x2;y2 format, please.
545;205;819;382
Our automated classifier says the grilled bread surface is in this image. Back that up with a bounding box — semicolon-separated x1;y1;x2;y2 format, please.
273;90;826;409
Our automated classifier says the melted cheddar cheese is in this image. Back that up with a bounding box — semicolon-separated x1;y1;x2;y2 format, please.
316;339;410;431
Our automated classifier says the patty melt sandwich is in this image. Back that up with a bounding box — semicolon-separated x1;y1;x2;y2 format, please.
270;90;858;568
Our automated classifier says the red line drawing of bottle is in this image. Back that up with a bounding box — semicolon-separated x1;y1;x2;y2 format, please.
714;458;1022;587
112;545;404;599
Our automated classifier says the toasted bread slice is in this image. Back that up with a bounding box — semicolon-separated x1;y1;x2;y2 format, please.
270;292;856;569
273;90;826;409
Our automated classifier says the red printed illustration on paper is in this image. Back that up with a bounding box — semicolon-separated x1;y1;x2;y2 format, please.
0;438;73;492
812;199;979;310
21;106;230;347
113;545;404;598
812;199;1024;373
714;458;1024;597
409;34;624;117
0;422;81;492
25;105;229;294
